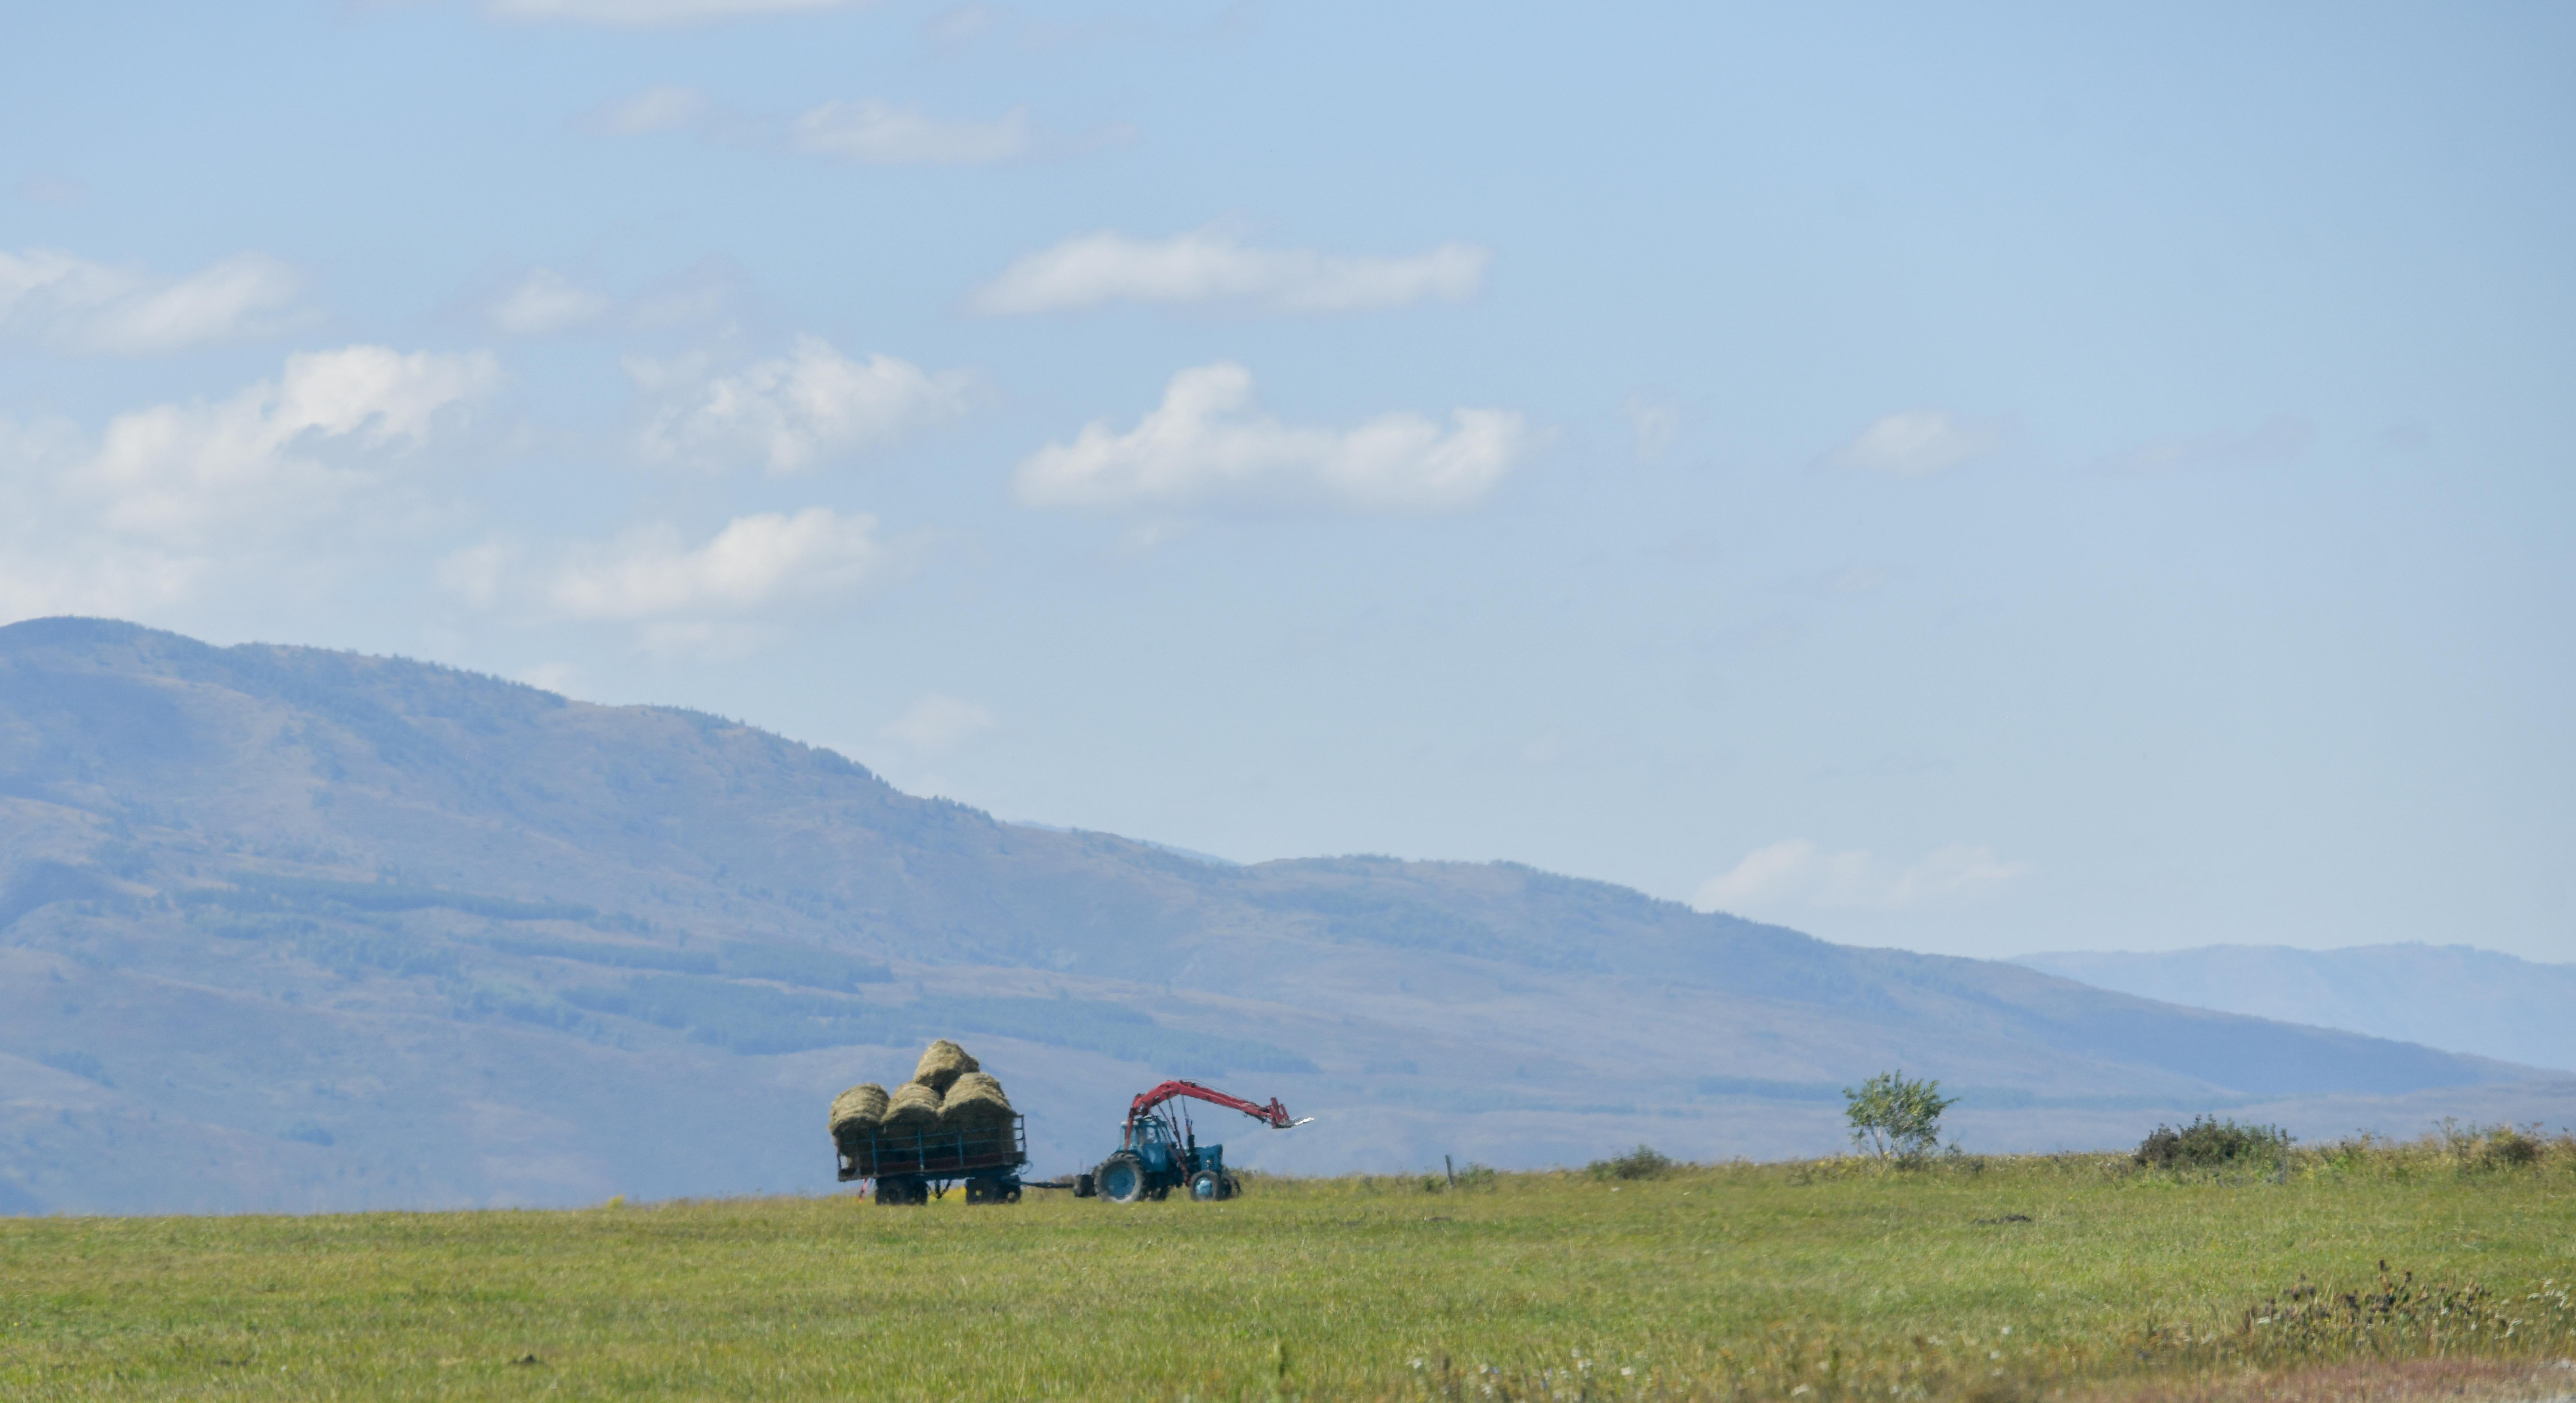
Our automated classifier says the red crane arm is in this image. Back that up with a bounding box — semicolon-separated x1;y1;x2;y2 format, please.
1127;1079;1295;1129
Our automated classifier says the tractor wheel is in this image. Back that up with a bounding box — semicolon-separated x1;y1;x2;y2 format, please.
1219;1173;1241;1200
1095;1153;1148;1204
1188;1169;1224;1202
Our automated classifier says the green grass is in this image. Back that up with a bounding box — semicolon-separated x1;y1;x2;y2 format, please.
3;1134;2572;1401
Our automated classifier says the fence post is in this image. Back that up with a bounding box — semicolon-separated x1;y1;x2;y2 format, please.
1444;1154;1456;1189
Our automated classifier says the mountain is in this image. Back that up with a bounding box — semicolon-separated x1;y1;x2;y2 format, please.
2013;945;2576;1074
2;617;2566;1215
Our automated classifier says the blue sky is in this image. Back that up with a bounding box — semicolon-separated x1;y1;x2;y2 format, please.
5;1;2570;962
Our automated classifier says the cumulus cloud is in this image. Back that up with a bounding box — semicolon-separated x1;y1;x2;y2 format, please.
485;0;864;25
2098;416;2311;474
540;508;893;621
77;345;500;548
789;100;1032;165
880;693;996;754
1;346;499;623
1016;362;1532;513
631;335;972;474
1693;839;2029;915
1817;410;2003;476
0;248;314;354
487;268;615;336
970;229;1489;315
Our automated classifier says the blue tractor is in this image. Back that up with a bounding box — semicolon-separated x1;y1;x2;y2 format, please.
1079;1079;1304;1203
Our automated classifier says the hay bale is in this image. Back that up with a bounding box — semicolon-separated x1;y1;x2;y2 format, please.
880;1081;943;1135
828;1083;888;1137
828;1084;887;1158
910;1039;979;1094
943;1065;1010;1143
940;1071;1014;1134
948;1071;1010;1108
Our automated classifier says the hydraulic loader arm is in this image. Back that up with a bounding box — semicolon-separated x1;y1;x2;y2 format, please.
1127;1079;1306;1129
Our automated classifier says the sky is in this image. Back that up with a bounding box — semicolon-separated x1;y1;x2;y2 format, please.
3;1;2571;964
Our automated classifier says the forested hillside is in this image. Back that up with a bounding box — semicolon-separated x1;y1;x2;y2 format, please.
3;617;2562;1214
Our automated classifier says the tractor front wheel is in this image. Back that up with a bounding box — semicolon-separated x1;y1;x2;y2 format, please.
1188;1169;1224;1202
1096;1153;1148;1204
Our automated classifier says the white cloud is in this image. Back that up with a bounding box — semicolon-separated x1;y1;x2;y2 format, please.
1015;362;1532;513
542;508;893;621
790;101;1031;165
1693;839;2029;915
486;0;864;25
487;268;615;336
1817;410;2003;476
970;229;1489;315
631;335;972;474
881;693;996;754
589;85;708;135
1;346;499;624
78;345;500;548
0;248;313;354
2100;416;2311;474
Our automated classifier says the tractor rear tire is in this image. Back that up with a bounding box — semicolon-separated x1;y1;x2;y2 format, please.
1188;1169;1224;1202
1096;1153;1148;1204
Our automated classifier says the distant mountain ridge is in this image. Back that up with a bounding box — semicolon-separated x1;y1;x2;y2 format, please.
2013;944;2576;1074
2;617;2565;1215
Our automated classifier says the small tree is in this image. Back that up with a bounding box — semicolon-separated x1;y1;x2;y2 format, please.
1843;1070;1956;1160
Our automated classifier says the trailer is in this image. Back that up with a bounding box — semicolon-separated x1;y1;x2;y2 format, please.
836;1115;1028;1205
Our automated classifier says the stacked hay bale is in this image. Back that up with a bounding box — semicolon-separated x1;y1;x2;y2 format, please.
911;1039;978;1094
940;1070;1015;1141
827;1040;1018;1181
827;1082;888;1157
881;1081;944;1135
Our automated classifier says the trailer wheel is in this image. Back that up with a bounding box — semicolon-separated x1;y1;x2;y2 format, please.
877;1176;926;1206
1096;1153;1148;1204
1074;1172;1095;1198
1188;1169;1224;1202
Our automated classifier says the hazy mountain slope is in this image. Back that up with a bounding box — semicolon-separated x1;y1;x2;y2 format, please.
0;618;2558;1214
2014;945;2576;1074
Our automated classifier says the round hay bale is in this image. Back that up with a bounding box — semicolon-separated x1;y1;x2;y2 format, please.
831;1083;889;1159
880;1081;943;1135
948;1072;1010;1108
828;1083;888;1136
910;1039;979;1094
940;1072;1013;1134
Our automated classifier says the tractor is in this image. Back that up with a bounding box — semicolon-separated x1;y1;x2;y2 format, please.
1080;1079;1306;1203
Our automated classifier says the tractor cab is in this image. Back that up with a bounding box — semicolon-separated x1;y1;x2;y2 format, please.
1123;1111;1184;1176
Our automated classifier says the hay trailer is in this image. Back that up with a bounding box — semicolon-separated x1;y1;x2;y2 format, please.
838;1114;1028;1205
1078;1079;1307;1204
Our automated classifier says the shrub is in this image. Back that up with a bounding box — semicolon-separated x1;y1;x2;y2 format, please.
2134;1116;2286;1170
1588;1144;1677;1180
1844;1070;1957;1160
2478;1125;2540;1169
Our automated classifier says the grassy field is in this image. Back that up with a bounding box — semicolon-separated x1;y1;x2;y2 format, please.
3;1132;2573;1402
